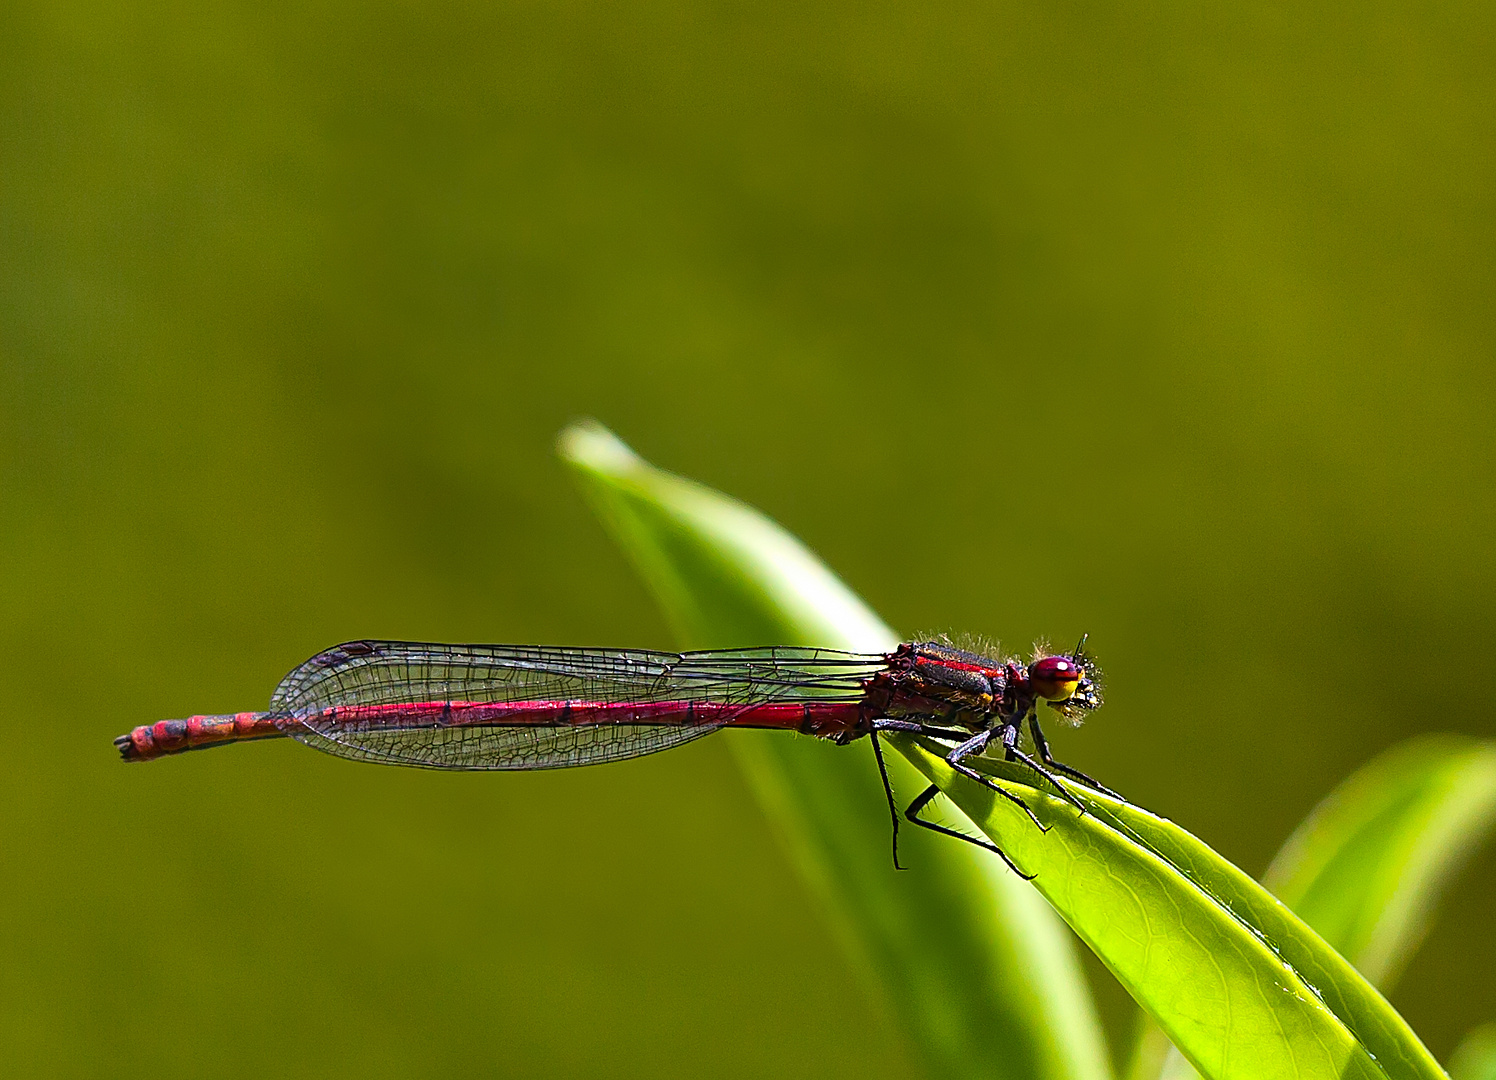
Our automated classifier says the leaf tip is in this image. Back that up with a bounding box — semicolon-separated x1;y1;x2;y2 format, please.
557;419;640;478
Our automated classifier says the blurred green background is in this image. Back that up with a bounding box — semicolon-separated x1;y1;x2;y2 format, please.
2;1;1493;1077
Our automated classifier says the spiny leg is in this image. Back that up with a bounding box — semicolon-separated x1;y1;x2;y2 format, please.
867;717;1008;870
904;784;1034;879
868;728;905;870
946;729;1048;832
1027;714;1123;799
872;718;979;743
997;722;1091;816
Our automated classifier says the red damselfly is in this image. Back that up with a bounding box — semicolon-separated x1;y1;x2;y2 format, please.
116;638;1113;873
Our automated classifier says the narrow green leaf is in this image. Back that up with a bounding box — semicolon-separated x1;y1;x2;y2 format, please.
1263;736;1496;987
559;420;1111;1080
893;739;1449;1080
1450;1025;1496;1080
1153;736;1496;1080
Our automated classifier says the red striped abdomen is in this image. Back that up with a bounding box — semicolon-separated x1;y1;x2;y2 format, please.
118;712;283;761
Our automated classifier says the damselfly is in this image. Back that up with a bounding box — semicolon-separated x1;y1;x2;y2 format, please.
117;637;1113;873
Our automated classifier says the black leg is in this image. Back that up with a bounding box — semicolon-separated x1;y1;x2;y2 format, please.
1004;739;1091;817
904;784;1034;879
1028;714;1123;800
867;717;1009;870
872;718;976;743
946;729;1048;833
868;728;905;870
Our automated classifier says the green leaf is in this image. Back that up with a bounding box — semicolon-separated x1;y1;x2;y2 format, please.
1450;1025;1496;1080
1151;736;1496;1080
1263;736;1496;987
559;420;1111;1080
892;739;1449;1080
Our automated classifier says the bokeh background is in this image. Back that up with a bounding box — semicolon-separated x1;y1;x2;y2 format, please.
3;2;1493;1077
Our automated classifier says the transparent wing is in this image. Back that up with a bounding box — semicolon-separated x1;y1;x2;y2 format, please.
269;640;885;771
289;716;720;771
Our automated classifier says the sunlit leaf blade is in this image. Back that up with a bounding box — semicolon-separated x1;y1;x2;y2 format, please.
1155;736;1496;1080
892;740;1449;1080
1263;736;1496;986
1450;1025;1496;1080
559;420;1112;1080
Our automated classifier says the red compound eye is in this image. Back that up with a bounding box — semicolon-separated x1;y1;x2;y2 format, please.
1029;656;1082;701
